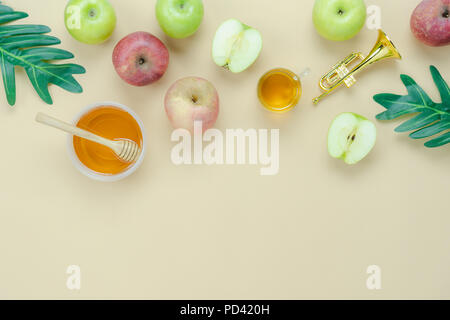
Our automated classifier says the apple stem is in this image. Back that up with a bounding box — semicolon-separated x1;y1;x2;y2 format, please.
89;8;96;18
443;9;449;18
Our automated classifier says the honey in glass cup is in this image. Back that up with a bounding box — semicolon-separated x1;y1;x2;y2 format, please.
68;102;146;181
257;68;302;113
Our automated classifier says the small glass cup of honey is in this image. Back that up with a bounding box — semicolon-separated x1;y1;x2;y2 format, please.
257;68;309;113
67;101;146;182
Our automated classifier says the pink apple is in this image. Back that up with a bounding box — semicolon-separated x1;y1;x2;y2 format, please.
112;31;169;86
410;0;450;46
165;77;219;132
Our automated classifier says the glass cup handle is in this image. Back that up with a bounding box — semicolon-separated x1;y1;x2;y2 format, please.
297;67;311;81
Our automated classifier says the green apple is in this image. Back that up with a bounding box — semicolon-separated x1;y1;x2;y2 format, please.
64;0;116;44
313;0;366;41
328;113;376;164
212;19;262;73
156;0;204;39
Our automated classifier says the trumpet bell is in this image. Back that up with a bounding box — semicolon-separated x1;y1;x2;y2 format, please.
313;29;401;105
369;29;402;62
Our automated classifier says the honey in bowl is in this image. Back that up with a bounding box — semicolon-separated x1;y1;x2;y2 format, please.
257;68;302;113
73;106;143;175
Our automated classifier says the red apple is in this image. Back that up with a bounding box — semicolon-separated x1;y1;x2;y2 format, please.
165;77;219;132
410;0;450;46
112;31;169;86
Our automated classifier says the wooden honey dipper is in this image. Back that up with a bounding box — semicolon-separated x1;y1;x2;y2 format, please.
36;112;141;163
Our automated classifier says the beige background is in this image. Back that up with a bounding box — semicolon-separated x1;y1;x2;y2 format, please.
0;0;449;299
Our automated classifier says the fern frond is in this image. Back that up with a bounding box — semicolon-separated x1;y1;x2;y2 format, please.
374;66;450;148
0;1;85;106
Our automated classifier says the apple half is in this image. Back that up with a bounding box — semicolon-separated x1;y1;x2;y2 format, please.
328;113;377;165
212;19;262;73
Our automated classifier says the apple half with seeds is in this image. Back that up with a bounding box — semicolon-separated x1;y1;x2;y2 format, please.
212;18;262;73
328;113;377;165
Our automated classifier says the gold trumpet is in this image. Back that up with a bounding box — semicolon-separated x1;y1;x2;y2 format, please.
313;29;402;105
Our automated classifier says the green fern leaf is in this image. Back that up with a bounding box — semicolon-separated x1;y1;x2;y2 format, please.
0;1;85;106
373;66;450;148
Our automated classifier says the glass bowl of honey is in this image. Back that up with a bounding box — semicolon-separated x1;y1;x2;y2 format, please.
257;68;307;113
67;101;146;182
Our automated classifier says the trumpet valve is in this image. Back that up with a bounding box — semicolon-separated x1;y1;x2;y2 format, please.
336;64;356;88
